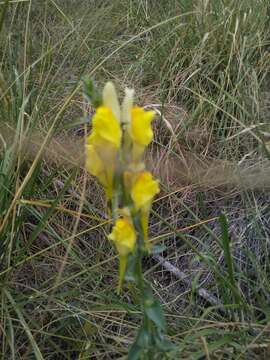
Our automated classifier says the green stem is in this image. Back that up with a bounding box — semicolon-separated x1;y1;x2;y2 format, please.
135;230;152;337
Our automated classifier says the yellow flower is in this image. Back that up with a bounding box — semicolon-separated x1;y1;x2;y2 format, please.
108;217;136;292
131;171;160;210
128;106;155;160
85;100;122;198
88;106;122;148
131;171;160;250
85;144;115;199
131;107;155;146
85;144;104;180
109;217;136;255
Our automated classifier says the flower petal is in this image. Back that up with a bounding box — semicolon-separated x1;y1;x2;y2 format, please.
85;144;103;178
102;81;121;122
108;217;136;292
90;106;122;148
130;107;155;146
121;88;134;124
108;217;136;256
131;171;160;210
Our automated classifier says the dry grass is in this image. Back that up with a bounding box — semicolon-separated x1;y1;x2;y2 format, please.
1;0;270;358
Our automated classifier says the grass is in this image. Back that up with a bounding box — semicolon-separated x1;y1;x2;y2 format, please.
0;0;270;358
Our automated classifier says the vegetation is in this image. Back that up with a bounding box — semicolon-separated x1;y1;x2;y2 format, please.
0;0;270;358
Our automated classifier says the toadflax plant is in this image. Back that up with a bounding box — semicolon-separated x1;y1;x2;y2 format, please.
84;79;174;359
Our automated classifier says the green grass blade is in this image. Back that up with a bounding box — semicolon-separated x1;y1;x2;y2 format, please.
4;289;44;359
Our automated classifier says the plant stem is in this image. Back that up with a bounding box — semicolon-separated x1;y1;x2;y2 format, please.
135;230;153;339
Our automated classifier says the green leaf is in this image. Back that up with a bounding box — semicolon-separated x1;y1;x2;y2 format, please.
151;245;167;254
82;76;102;108
219;213;234;286
125;253;138;282
128;343;143;360
136;327;151;348
219;213;242;306
128;327;151;359
144;299;166;331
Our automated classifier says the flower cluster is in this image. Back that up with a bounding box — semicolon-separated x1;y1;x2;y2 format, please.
85;82;159;290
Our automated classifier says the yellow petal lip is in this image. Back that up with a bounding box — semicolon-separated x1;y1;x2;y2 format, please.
85;144;103;178
108;217;136;256
130;107;155;146
85;144;115;199
89;106;122;148
131;171;160;210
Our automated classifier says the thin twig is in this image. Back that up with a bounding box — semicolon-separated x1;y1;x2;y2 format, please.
152;254;225;311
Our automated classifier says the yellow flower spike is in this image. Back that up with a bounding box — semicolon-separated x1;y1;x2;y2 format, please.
130;107;155;146
131;171;160;251
102;81;121;122
108;217;136;292
89;106;122;148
